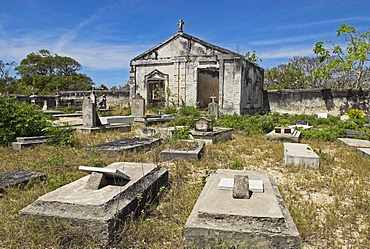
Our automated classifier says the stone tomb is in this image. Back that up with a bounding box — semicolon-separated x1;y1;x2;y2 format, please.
265;127;301;143
357;148;370;158
12;136;48;150
184;169;301;248
0;170;46;192
160;140;205;161
338;138;370;148
20;162;168;245
190;118;233;144
284;143;320;169
92;137;160;154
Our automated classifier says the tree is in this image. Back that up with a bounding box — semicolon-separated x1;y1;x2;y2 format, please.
313;24;370;89
0;60;16;92
245;50;262;65
14;49;94;93
264;56;325;89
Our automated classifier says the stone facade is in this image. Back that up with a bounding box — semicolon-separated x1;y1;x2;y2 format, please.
129;30;264;115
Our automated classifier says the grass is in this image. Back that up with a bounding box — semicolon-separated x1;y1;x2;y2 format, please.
0;128;369;248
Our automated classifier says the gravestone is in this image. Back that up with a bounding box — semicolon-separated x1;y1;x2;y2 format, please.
82;96;102;127
284;143;320;169
194;118;213;132
233;175;249;199
55;92;61;107
0;170;46;192
131;93;145;116
317;113;328;118
42;100;48;111
208;96;219;119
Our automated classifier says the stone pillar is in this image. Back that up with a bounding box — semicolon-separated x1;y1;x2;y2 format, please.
55;93;61;108
82;97;101;127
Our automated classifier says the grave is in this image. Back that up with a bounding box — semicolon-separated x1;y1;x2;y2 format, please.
357;148;370;158
190;118;233;144
20;162;168;245
0;170;46;192
265;127;301;143
76;92;131;134
317;112;328;118
184;169;301;248
92;137;160;154
208;96;219;119
99;115;134;125
284;143;320;169
131;93;145;117
12;136;48;150
140;126;182;139
160;140;205;161
338;138;370;148
288;120;312;130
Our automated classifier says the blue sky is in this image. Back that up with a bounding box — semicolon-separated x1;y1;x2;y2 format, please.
1;0;370;87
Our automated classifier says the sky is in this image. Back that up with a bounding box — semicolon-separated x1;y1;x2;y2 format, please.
1;0;370;88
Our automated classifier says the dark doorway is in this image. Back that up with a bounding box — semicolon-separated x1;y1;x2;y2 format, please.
197;68;219;108
147;80;165;107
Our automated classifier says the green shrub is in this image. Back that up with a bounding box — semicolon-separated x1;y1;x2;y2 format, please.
345;109;365;119
172;127;189;140
164;105;177;115
44;125;80;147
179;106;200;117
88;156;106;168
0;96;50;145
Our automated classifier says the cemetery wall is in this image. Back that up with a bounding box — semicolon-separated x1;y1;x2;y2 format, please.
265;88;370;115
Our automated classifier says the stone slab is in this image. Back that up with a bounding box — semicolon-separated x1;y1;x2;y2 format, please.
0;170;46;192
217;178;264;193
265;130;301;143
185;169;301;248
20;162;168;245
76;124;131;134
284;143;320;169
190;127;233;144
93;137;160;153
357;148;370;158
79;166;130;180
160;140;205;161
338;138;370;148
99;116;134;125
12;136;48;150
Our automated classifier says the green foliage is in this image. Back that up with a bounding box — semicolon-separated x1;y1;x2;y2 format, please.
47;172;74;190
169;106;200;127
313;24;370;89
44;125;80;147
216;114;274;135
245;50;262;64
228;159;244;170
88;156;106;168
14;49;94;94
0;96;50;145
172;127;189;140
179;106;200;117
345;109;365;119
164;104;177;115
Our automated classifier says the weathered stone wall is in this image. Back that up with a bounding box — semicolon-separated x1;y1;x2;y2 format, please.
265;89;370;115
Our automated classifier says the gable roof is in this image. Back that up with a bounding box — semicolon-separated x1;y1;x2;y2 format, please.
131;31;244;62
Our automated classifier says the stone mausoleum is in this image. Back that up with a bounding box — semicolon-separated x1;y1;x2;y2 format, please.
129;20;264;115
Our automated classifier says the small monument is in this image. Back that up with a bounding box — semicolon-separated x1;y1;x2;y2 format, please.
208;96;219;119
131;93;145;117
42;100;48;111
190;118;233;144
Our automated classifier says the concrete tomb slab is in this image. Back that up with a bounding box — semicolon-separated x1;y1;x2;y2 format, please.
338;138;370;148
12;136;48;150
357;148;370;158
0;170;46;192
92;137;160;153
184;169;301;248
218;178;264;193
265;128;301;143
20;162;168;245
160;140;205;161
190;127;233;144
79;166;131;181
99;115;134;125
284;143;320;169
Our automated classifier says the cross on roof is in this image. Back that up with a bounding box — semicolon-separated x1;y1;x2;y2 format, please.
178;19;184;32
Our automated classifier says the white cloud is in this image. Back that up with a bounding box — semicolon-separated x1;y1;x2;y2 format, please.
249;33;331;46
259;46;315;59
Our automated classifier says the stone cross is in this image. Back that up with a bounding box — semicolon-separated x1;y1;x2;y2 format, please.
178;19;184;32
208;96;219;119
210;96;216;103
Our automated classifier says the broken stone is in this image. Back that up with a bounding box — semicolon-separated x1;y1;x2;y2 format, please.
0;170;46;192
233;175;249;199
85;172;107;190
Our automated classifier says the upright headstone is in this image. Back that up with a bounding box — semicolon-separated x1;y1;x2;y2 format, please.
208;96;219;119
42;100;48;111
131;93;145;116
82;95;102;127
55;92;61;108
194;117;213;132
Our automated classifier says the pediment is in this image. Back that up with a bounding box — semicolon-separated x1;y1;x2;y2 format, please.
145;70;167;81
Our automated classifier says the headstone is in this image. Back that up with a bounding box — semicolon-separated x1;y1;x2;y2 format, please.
208;96;219;119
194;118;213;132
296;120;308;126
340;115;349;121
82;96;102;127
131;93;145;116
233;175;249;199
0;170;46;191
55;92;61;107
42;100;48;111
317;113;328;118
85;172;107;190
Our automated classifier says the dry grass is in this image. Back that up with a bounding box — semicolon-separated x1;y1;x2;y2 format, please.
0;129;369;248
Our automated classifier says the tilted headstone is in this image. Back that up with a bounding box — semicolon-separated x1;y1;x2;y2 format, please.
208;96;219;119
131;93;145;116
82;96;102;127
194;117;213;132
